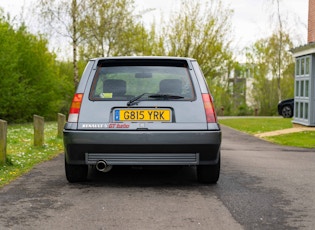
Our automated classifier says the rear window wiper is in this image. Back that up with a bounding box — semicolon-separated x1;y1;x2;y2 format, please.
149;94;184;100
127;93;184;106
127;93;149;106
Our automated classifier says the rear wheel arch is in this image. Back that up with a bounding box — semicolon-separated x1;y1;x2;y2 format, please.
65;157;88;183
197;152;220;184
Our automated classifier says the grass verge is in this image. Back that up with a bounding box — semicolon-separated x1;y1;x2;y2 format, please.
265;131;315;149
218;117;293;134
0;122;63;188
219;117;315;149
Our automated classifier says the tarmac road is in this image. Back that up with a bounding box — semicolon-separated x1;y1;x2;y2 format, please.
0;126;314;230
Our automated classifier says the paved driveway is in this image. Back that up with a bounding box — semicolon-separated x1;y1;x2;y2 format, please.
0;125;314;229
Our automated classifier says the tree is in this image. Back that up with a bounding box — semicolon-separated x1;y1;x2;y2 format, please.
245;32;294;115
0;15;21;121
78;0;155;59
37;0;156;81
267;0;297;101
37;0;84;87
270;0;284;101
160;0;234;113
162;0;233;80
0;13;69;122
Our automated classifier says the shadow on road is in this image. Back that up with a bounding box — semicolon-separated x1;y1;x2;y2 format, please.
82;165;209;188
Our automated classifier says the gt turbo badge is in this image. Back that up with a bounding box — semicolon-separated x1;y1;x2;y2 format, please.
81;123;130;129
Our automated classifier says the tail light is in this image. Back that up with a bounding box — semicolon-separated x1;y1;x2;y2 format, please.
68;93;83;122
202;94;217;123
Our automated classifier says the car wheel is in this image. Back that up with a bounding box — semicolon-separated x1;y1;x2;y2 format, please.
281;105;293;118
65;158;88;183
197;156;220;184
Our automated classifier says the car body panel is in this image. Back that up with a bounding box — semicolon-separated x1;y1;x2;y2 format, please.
64;129;221;165
63;56;221;182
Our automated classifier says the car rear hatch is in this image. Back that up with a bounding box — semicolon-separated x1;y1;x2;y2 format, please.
74;58;219;131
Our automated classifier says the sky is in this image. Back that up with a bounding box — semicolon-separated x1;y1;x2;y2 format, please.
133;0;309;53
0;0;309;59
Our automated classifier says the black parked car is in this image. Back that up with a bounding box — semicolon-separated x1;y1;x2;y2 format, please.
278;98;294;118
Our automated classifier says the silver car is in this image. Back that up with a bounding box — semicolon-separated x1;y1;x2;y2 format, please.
63;57;221;183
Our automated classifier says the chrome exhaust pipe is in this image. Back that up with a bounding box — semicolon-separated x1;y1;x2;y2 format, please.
95;160;112;173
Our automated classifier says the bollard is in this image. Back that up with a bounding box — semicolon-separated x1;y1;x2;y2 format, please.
221;107;224;116
57;113;66;138
33;115;44;147
254;108;258;116
0;120;7;165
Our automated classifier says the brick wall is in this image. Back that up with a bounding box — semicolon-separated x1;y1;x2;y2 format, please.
308;0;315;43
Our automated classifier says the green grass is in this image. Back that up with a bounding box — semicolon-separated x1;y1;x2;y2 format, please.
0;122;63;187
219;117;315;149
219;117;293;134
265;131;315;149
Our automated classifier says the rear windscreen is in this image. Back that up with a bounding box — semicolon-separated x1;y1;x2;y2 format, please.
89;63;195;101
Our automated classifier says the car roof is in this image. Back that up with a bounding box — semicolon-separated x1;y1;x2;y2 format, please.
90;56;196;62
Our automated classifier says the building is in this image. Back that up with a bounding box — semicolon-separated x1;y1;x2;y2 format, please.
291;0;315;126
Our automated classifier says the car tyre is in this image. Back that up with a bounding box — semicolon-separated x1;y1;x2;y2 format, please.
65;158;88;183
281;105;293;118
197;156;220;184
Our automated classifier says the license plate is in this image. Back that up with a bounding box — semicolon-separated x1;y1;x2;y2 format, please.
114;109;171;121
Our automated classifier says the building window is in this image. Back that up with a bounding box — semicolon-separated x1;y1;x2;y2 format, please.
296;81;299;97
306;57;310;75
300;102;304;118
296;59;300;76
305;103;309;119
301;58;305;75
301;80;304;97
305;80;309;97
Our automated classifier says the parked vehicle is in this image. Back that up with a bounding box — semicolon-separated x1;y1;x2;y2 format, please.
63;57;221;183
278;98;294;118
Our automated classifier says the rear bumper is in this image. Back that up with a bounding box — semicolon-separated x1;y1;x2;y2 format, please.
63;130;221;166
